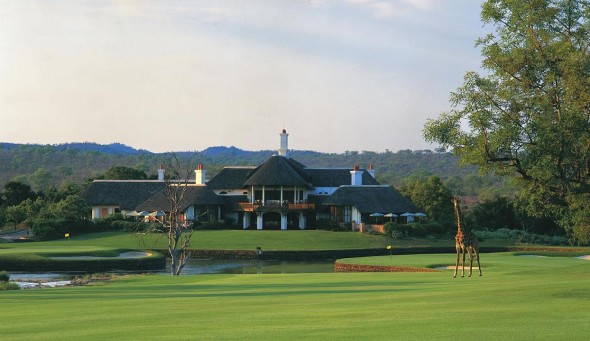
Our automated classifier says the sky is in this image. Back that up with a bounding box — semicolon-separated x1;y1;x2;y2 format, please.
0;0;487;153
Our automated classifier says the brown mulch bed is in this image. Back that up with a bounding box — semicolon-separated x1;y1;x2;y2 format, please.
334;261;440;273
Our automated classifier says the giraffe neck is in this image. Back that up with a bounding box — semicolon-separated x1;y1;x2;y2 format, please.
453;198;465;235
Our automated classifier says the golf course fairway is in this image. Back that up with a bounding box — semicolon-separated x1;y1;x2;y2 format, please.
1;252;589;340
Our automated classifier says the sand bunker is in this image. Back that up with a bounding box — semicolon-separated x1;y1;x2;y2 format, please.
14;281;71;289
576;255;590;260
436;266;457;270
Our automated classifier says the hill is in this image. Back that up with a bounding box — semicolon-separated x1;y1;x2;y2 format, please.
0;142;487;193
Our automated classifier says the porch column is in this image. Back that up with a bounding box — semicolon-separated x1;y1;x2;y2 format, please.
257;212;264;230
294;186;297;202
251;186;255;203
299;212;305;229
280;186;284;202
243;213;251;229
262;186;265;205
217;206;221;221
281;213;288;230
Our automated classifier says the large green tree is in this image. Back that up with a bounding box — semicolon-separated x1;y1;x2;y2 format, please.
2;181;37;207
400;176;454;227
424;0;590;243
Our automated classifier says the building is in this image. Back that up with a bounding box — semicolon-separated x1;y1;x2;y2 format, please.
81;130;421;230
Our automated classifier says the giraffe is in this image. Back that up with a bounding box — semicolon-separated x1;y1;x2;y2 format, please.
453;197;482;278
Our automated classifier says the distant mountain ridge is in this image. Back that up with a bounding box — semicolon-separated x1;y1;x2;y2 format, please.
0;141;493;196
0;142;150;155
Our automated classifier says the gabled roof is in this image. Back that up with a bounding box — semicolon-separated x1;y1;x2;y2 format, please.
136;185;225;212
323;185;419;214
306;168;380;187
80;180;166;211
206;167;256;190
243;155;313;188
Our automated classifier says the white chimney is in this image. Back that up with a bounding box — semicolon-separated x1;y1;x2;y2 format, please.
368;163;375;178
350;165;363;186
278;129;289;157
195;163;206;185
157;164;165;181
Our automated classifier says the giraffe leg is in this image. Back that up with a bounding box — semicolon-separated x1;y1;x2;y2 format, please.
461;249;466;277
467;248;473;277
474;247;482;276
453;248;460;278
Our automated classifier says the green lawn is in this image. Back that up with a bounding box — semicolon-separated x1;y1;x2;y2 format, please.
3;230;407;251
1;252;589;340
3;230;537;252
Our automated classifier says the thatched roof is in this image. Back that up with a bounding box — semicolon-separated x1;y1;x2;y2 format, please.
80;180;165;211
323;185;419;214
136;185;225;212
243;155;313;188
206;167;255;189
306;168;380;187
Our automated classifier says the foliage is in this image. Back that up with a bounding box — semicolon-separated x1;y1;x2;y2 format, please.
473;228;568;246
384;222;446;239
195;220;228;230
424;0;590;244
103;166;148;180
316;219;347;232
2;181;36;206
29;218;85;241
383;222;405;239
5;205;27;228
470;196;519;230
400;176;454;227
0;282;19;291
0;271;9;282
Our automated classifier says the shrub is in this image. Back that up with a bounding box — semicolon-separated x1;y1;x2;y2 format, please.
472;229;569;246
317;219;345;232
384;222;405;239
0;271;9;282
196;220;227;230
30;217;96;240
425;235;438;242
111;220;135;231
0;282;19;291
407;223;427;237
422;222;445;235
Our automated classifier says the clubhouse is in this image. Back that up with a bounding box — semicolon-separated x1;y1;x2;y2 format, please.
81;130;420;230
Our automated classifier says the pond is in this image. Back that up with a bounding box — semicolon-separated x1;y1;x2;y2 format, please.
170;259;335;275
8;259;335;284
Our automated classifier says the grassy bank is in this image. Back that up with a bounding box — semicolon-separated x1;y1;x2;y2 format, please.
1;253;589;340
2;230;538;252
0;245;165;272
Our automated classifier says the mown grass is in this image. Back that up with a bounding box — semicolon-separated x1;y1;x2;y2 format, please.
1;252;589;340
2;230;538;252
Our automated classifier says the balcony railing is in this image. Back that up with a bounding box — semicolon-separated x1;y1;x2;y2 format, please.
237;201;315;212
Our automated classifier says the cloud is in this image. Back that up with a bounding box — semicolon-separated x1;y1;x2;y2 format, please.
346;0;439;17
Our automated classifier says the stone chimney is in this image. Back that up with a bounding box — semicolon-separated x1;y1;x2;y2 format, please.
157;164;165;181
278;129;289;157
368;163;375;178
195;163;206;185
350;164;363;186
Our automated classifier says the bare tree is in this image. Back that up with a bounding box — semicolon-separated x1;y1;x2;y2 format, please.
139;156;196;275
164;159;194;275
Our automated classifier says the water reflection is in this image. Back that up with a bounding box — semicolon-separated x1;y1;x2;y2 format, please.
9;259;335;281
166;259;335;275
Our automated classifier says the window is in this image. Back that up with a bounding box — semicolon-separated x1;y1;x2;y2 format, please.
344;206;351;223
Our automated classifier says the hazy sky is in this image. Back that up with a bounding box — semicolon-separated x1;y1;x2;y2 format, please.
0;0;486;153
